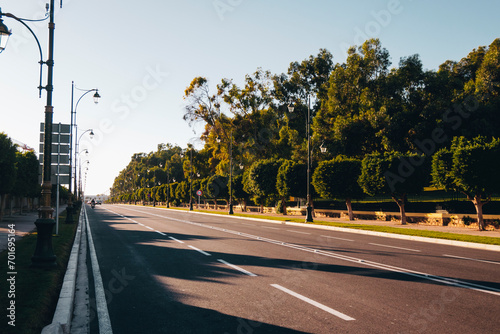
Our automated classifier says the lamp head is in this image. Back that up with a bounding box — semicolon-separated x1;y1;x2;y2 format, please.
0;14;12;53
93;91;101;104
89;130;94;138
287;101;294;113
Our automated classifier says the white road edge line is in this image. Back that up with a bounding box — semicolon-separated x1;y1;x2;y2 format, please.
271;284;355;321
169;236;184;244
287;230;311;235
188;245;211;256
156;231;166;236
84;206;113;333
369;243;421;252
444;254;500;265
217;259;257;276
321;235;354;242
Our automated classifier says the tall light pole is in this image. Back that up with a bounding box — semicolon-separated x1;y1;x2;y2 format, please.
166;161;170;208
189;147;194;211
228;129;234;215
289;96;314;222
215;105;236;215
1;1;60;267
76;129;94;199
67;82;100;223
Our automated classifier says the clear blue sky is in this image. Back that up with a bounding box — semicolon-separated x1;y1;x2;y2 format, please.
1;0;499;196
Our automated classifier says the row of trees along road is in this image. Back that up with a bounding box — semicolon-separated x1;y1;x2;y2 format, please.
0;133;40;221
110;38;500;230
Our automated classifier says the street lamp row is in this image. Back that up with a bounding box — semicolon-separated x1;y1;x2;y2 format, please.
1;3;100;267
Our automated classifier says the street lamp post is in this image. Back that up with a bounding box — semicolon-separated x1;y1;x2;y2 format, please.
215;107;235;215
1;1;59;267
166;162;170;208
75;130;93;199
289;96;314;223
67;82;100;223
228;129;234;215
189;147;194;211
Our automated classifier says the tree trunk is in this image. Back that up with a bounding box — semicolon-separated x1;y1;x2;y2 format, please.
282;197;287;216
393;194;407;225
473;194;486;231
345;198;354;221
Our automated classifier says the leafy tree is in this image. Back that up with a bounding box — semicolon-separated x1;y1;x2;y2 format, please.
312;157;364;220
169;182;178;206
0;133;17;220
244;159;282;212
276;160;306;215
175;181;189;205
359;152;429;224
312;39;390;157
183;77;221;128
206;175;228;209
231;174;249;211
432;136;500;230
13;150;40;211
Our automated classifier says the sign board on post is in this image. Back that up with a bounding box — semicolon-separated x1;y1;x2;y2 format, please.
39;122;72;186
196;190;202;209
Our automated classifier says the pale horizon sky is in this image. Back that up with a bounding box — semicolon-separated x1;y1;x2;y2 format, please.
1;0;499;196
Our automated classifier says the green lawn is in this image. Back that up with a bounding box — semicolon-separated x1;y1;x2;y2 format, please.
0;210;79;334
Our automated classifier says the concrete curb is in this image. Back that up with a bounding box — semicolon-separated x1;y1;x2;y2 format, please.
143;206;500;252
41;210;84;334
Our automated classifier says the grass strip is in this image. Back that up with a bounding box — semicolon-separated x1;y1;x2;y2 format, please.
0;210;79;334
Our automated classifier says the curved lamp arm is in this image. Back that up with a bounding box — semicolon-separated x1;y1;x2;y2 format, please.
0;9;49;97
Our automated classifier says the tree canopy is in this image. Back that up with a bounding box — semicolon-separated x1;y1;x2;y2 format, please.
109;38;500;226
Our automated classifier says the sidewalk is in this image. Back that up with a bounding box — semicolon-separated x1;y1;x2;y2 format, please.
0;205;67;253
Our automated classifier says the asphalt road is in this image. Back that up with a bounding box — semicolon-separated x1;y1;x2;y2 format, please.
84;204;500;334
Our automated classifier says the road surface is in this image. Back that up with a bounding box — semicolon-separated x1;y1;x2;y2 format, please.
82;204;500;333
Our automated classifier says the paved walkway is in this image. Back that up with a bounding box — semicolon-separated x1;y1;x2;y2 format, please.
0;205;67;253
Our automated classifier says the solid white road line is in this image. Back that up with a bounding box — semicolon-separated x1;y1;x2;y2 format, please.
271;284;355;321
188;245;211;256
321;235;354;242
85;207;113;333
369;243;421;252
287;230;311;235
169;236;184;244
444;254;500;265
217;259;257;276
